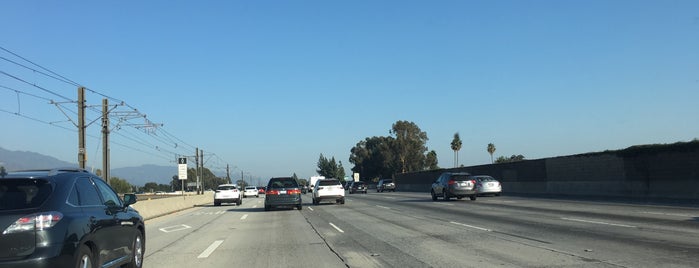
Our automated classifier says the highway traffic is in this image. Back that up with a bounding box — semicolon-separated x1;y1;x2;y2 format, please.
143;192;699;268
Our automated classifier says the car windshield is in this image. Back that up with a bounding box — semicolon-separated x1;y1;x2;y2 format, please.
476;177;496;182
245;187;255;190
319;180;340;186
217;185;236;191
450;175;471;181
0;179;53;210
354;182;365;186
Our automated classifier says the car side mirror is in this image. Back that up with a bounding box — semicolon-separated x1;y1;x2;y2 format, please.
123;193;138;207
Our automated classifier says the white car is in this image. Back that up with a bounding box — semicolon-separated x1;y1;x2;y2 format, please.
244;186;259;198
312;179;345;205
214;184;242;206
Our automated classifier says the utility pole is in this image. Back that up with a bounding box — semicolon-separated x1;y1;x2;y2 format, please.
200;149;204;194
102;98;110;183
226;164;231;184
195;148;199;194
77;87;86;169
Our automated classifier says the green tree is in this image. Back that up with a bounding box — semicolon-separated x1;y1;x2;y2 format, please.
390;120;429;173
109;177;133;194
0;166;7;178
317;154;345;180
425;150;439;170
487;143;496;164
495;154;525;163
349;136;396;180
143;182;159;193
450;132;462;167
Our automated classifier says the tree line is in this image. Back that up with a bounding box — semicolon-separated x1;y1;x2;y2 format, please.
349;120;439;182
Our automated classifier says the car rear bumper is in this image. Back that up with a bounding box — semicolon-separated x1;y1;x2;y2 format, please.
0;243;72;268
215;197;240;203
448;188;477;196
265;195;302;207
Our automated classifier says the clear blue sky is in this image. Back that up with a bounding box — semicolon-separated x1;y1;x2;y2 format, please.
2;1;698;183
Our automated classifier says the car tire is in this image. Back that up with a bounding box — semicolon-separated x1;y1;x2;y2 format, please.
237;199;242;206
470;195;477;201
264;205;271;211
431;190;437;201
126;231;144;268
76;244;95;268
444;191;451;201
297;205;302;210
214;201;220;206
340;199;345;205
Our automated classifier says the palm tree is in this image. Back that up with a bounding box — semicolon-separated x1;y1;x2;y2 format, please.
487;143;496;164
450;132;462;167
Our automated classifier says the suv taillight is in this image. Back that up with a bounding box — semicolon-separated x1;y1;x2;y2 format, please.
266;190;279;195
287;189;301;195
447;179;456;185
2;212;63;234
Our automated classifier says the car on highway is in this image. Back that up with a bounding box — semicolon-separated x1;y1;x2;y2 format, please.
376;179;396;192
312;178;345;205
0;168;145;268
265;177;302;210
473;175;502;196
214;184;242;206
348;181;368;194
244;186;259;198
431;172;477;201
258;186;266;195
301;184;309;194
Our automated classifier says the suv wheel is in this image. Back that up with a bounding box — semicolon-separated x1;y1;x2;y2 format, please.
76;245;95;268
431;190;437;201
126;232;144;268
443;191;451;201
469;195;477;201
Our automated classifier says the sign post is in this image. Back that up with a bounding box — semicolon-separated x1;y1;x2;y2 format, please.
178;158;187;196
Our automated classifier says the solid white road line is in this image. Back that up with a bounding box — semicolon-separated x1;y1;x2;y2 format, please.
640;211;697;218
376;205;391;210
241;214;248;220
198;240;224;258
562;218;636;228
329;222;345;233
450;221;492;232
308;207;314;211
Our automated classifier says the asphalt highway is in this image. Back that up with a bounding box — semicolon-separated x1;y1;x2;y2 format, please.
142;192;699;268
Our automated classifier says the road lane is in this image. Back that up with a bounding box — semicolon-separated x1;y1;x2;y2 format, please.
143;197;347;268
139;191;699;267
305;191;699;267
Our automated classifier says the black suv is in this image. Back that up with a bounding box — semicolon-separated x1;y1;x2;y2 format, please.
377;179;396;192
348;181;368;194
0;168;145;268
264;177;302;211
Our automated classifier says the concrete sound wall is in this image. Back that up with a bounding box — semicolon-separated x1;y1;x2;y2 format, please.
395;142;699;202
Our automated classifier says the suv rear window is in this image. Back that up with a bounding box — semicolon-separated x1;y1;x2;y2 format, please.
268;177;298;188
319;180;341;186
0;179;53;210
382;180;393;183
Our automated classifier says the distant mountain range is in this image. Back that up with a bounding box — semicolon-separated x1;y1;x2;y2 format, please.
0;147;175;186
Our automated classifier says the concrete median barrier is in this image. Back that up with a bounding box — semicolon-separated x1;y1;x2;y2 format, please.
131;192;214;221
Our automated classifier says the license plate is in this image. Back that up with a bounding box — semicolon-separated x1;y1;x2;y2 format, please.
460;182;470;186
280;190;287;194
